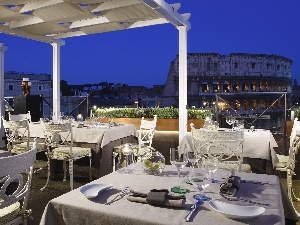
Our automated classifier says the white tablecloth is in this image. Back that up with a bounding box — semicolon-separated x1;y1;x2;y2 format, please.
179;129;279;166
40;165;293;225
0;150;11;158
28;123;136;147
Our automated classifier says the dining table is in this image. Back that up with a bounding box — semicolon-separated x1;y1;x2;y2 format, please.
28;121;137;177
39;165;298;225
0;149;11;158
178;129;279;174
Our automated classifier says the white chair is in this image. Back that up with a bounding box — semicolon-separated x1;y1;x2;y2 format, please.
0;138;37;225
2;117;30;154
275;118;300;217
40;122;92;190
190;123;251;173
112;115;157;171
1;117;45;155
8;111;31;123
137;115;157;154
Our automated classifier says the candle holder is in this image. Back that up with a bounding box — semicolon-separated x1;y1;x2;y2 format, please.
122;144;133;168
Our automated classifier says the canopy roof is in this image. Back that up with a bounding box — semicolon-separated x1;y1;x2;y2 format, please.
0;0;191;43
0;0;190;147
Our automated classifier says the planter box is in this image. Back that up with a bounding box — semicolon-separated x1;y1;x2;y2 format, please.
107;118;204;131
286;120;293;137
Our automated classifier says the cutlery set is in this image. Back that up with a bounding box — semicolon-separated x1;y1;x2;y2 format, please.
105;188;130;205
184;178;271;222
219;192;271;207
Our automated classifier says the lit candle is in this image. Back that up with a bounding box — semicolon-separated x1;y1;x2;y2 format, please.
77;114;83;122
122;144;132;156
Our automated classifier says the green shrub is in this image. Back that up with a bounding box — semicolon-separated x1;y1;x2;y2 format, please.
93;107;212;119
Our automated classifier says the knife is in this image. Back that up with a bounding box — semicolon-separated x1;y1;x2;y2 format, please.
185;200;203;222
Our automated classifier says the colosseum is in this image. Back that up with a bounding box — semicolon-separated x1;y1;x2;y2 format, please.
161;53;293;130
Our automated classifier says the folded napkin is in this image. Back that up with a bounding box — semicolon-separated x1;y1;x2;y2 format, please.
127;189;186;208
220;176;241;196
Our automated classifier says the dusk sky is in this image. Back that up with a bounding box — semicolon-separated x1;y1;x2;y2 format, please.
0;0;299;88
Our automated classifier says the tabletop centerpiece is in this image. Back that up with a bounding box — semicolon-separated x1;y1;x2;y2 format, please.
141;147;165;175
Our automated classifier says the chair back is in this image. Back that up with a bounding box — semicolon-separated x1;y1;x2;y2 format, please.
0;138;37;211
287;118;300;170
289;118;300;150
138;115;157;149
9;111;31;123
1;117;30;151
190;123;244;171
42;122;73;154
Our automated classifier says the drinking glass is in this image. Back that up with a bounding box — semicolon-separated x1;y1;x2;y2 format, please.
59;112;64;121
121;144;133;173
189;168;210;199
170;148;188;188
226;115;235;128
187;151;198;178
237;120;244;129
200;156;219;184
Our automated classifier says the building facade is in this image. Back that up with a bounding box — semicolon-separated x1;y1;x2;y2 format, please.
161;53;293;129
4;71;53;116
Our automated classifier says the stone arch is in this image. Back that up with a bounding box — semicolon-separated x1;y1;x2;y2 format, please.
242;83;249;92
251;82;256;92
201;81;209;92
212;81;220;92
223;81;230;92
259;99;265;109
234;100;241;110
243;100;249;110
232;81;240;92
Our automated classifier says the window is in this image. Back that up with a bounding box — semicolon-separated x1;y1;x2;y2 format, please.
251;63;255;69
277;65;280;70
233;83;239;92
222;81;230;92
242;83;248;92
8;84;13;90
234;63;238;69
38;85;43;91
266;64;270;69
214;63;218;71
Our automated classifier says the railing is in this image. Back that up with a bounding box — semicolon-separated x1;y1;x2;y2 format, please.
4;95;90;119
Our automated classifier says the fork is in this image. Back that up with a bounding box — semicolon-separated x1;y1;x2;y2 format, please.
105;188;130;205
219;193;271;207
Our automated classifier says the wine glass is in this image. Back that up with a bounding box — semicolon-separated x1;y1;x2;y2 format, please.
188;168;211;200
170;148;188;188
186;151;198;178
226;115;235;128
200;156;219;184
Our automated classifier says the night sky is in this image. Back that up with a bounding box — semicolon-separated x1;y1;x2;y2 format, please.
1;0;299;88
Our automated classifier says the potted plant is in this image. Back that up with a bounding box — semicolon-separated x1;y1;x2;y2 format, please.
92;107;212;131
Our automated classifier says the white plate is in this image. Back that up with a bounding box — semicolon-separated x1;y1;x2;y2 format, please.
209;200;265;220
80;183;113;199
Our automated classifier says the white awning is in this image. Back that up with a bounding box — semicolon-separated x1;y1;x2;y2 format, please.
0;0;191;147
0;0;191;43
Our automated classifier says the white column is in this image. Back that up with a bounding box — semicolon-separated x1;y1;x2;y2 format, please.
177;26;188;143
0;43;7;148
51;41;65;121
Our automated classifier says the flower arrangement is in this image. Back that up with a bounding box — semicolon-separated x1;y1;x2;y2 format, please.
92;107;212;119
